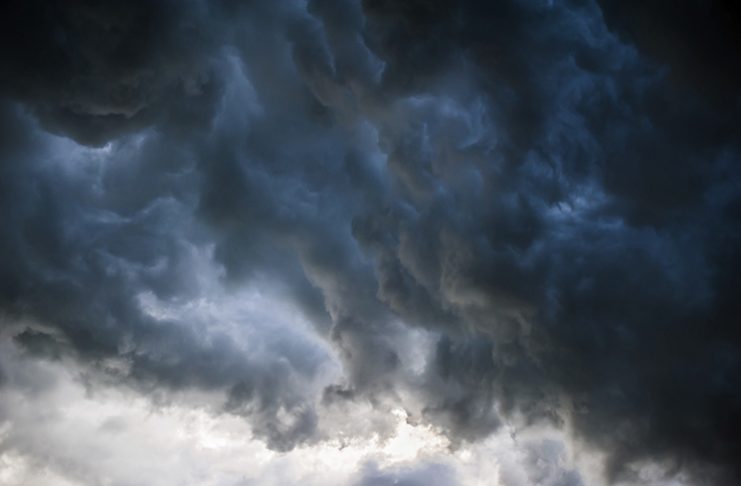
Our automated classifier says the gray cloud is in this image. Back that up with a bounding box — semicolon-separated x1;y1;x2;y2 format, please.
1;0;740;484
354;462;459;486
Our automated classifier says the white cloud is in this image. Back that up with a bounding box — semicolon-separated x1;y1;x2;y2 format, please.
0;333;605;486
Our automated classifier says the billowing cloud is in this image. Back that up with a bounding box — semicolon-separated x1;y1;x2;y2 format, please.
1;0;740;484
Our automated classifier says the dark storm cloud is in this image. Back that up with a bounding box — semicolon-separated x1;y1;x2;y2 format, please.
1;0;741;483
352;0;741;482
0;0;221;146
0;0;356;452
598;0;741;105
0;95;332;450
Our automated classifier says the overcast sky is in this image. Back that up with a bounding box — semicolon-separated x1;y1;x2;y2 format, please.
1;1;740;485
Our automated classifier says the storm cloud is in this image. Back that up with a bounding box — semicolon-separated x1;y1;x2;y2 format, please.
1;0;740;484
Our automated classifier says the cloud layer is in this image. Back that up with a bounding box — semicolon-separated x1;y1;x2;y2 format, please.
1;0;740;484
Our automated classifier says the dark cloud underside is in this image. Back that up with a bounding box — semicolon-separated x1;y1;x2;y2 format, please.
1;0;740;484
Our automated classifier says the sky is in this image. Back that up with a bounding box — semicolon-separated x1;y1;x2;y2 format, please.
0;1;740;485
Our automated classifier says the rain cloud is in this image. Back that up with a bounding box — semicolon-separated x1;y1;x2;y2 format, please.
1;0;740;484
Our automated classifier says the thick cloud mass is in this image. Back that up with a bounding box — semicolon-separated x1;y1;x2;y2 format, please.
1;0;740;484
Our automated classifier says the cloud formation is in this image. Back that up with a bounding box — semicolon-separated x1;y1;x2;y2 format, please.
1;0;740;484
